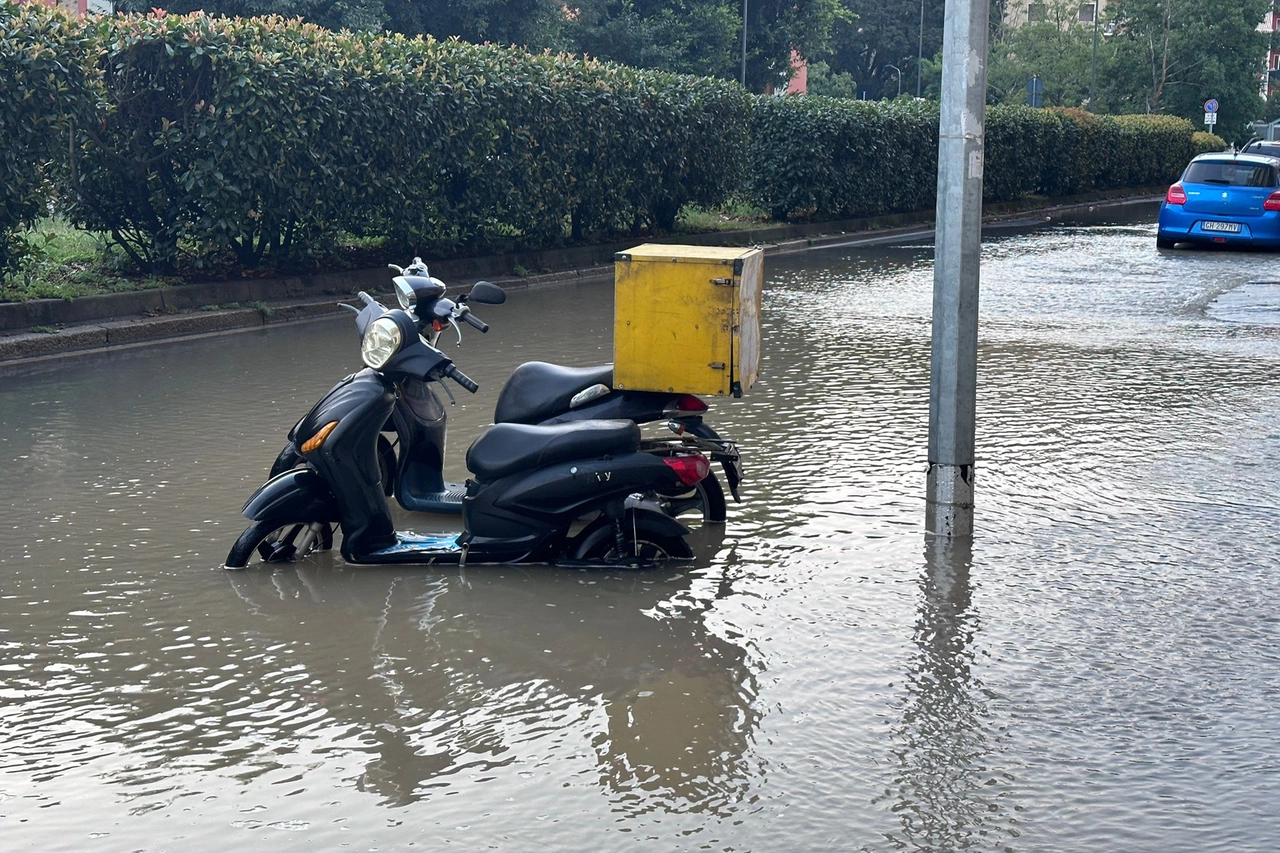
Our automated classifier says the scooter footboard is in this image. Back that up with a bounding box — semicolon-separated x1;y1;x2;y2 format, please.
242;469;341;523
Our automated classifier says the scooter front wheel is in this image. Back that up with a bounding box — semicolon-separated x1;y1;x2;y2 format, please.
225;520;334;569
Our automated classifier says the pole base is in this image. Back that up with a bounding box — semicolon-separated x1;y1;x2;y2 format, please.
925;463;974;538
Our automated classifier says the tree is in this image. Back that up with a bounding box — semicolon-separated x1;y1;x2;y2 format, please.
1104;0;1268;140
561;0;850;91
383;0;566;49
562;0;741;79
987;0;1106;108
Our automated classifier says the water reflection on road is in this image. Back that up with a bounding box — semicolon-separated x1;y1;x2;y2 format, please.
3;202;1280;850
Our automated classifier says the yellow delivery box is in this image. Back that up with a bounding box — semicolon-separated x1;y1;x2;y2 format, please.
613;244;762;397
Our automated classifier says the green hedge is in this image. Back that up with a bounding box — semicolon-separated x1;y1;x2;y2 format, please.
0;4;1216;277
749;99;1202;222
55;11;753;272
0;3;95;276
747;96;940;221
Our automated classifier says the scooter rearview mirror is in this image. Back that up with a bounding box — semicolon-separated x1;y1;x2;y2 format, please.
468;281;506;305
393;276;416;310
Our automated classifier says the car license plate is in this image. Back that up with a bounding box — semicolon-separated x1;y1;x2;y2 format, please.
1202;221;1241;233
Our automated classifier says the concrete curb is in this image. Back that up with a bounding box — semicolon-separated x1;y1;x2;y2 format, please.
0;191;1161;369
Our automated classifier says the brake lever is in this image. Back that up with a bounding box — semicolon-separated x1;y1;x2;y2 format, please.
449;317;463;346
435;376;457;405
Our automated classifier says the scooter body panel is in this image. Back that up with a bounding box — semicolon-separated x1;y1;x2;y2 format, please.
540;389;676;426
298;369;400;559
491;454;682;517
241;468;342;523
391;377;464;514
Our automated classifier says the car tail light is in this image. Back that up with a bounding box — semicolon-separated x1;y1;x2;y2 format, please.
1265;191;1280;211
1165;184;1187;205
663;454;710;486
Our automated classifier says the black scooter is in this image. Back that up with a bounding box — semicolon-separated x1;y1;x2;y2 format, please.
270;259;742;524
226;291;710;569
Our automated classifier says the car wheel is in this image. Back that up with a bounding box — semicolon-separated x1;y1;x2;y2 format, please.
1156;235;1177;249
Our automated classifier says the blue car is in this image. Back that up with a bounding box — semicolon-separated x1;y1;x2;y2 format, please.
1157;151;1280;249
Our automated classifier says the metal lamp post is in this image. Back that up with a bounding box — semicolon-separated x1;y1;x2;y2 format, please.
886;64;903;98
1089;0;1100;109
917;0;925;96
742;0;748;87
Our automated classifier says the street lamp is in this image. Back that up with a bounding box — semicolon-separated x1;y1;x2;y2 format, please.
886;64;902;98
917;0;925;96
741;0;748;87
1088;1;1099;110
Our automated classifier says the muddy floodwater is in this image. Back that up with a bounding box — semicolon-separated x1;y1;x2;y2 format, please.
3;203;1280;851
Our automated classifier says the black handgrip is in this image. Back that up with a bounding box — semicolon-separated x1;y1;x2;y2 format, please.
443;364;479;393
462;311;489;333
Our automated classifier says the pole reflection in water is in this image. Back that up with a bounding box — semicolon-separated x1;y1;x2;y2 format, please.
879;537;1014;849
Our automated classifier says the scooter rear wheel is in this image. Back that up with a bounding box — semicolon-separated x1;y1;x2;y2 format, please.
225;520;334;569
571;513;694;565
662;471;727;524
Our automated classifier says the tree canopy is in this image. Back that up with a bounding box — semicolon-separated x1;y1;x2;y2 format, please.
132;0;850;92
1105;0;1269;138
122;0;1273;138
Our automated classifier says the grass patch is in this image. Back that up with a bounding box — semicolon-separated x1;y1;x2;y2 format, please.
676;201;771;233
2;219;179;303
3;206;773;304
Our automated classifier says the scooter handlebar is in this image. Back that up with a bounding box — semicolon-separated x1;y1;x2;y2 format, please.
442;363;479;393
461;311;489;333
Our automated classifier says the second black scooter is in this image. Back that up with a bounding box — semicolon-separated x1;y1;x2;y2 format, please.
271;259;741;524
226;292;711;568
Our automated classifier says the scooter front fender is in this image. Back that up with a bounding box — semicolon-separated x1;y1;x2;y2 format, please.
242;469;341;524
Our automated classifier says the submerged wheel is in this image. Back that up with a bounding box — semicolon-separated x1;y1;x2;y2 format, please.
1156;235;1176;249
225;519;334;569
571;512;694;564
661;471;728;525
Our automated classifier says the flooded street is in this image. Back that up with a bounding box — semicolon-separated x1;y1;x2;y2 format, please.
3;201;1280;851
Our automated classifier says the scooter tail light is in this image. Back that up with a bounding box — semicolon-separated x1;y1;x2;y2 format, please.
301;421;339;454
663;454;710;486
1165;184;1187;205
667;395;708;415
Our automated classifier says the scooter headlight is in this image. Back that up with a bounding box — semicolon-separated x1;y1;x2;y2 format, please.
361;316;404;368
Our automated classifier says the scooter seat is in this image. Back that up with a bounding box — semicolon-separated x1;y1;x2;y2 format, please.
466;419;640;481
493;361;614;425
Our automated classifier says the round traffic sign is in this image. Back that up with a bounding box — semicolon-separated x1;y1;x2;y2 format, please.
1205;98;1219;113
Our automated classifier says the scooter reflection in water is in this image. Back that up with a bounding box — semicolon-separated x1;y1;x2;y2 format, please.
225;553;761;812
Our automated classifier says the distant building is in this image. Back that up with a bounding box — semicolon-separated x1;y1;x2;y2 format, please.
1260;8;1280;97
1004;0;1108;29
786;51;807;95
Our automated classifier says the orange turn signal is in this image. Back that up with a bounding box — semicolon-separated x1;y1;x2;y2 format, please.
300;421;339;454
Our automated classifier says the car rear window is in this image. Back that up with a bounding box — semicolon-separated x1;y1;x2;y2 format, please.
1184;160;1279;187
1243;143;1280;157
